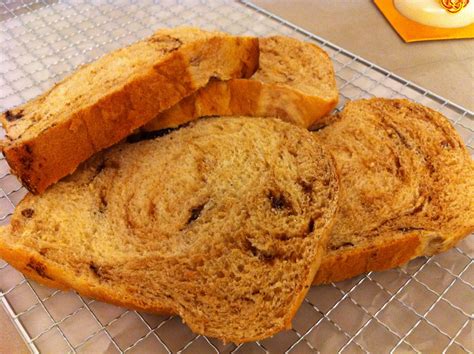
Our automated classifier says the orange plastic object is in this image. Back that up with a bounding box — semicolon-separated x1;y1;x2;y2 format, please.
375;0;474;42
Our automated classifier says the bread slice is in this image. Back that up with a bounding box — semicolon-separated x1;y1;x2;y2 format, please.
313;98;474;284
142;36;338;132
0;117;339;343
0;27;259;194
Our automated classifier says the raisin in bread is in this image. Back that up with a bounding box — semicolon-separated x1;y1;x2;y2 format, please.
313;98;474;284
0;117;339;343
0;27;259;194
142;36;338;131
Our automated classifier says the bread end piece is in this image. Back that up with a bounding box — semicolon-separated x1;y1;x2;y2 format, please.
1;28;259;194
142;35;338;132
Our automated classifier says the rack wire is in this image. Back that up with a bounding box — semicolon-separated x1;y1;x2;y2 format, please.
0;1;472;353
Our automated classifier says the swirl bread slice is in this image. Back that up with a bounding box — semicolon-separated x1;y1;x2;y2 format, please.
142;36;338;132
313;98;474;284
0;27;259;195
0;117;339;343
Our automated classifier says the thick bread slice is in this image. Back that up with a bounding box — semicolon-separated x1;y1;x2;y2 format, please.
0;27;259;194
313;98;474;284
0;117;339;343
142;36;338;131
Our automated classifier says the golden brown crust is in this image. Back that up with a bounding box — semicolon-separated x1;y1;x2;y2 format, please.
1;29;259;194
142;36;337;132
314;233;421;284
0;231;175;314
3;117;96;194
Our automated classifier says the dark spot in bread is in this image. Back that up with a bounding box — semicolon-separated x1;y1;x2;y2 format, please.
24;144;33;154
440;140;452;149
39;248;48;256
21;208;34;218
330;242;354;251
262;253;275;264
95;160;106;174
244;238;259;257
268;191;291;210
308;219;315;233
397;227;426;233
99;192;108;213
5;109;24;122
394;156;401;170
187;203;205;224
410;202;426;215
26;259;52;280
241;296;255;304
19;175;36;194
298;179;313;195
89;262;112;280
89;262;100;277
148;202;156;217
243;238;278;264
92;159;120;185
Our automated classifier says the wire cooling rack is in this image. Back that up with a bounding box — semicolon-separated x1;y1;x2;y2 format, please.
0;1;473;353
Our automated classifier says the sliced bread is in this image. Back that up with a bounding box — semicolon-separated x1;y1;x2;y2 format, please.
142;36;338;132
313;98;474;284
0;27;259;194
0;117;339;342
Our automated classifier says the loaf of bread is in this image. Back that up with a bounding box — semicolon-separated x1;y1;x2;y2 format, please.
0;27;259;194
0;117;339;343
142;36;337;132
313;98;474;284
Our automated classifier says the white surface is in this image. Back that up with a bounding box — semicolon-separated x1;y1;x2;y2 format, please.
394;0;474;28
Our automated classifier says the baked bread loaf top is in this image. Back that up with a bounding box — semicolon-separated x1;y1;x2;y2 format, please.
142;36;338;132
313;98;474;284
0;27;259;194
0;117;339;343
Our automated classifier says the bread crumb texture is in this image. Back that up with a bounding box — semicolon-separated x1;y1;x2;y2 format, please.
0;117;339;343
314;98;474;284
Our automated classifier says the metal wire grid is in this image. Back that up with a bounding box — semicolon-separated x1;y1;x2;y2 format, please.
0;0;472;353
